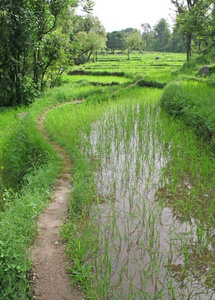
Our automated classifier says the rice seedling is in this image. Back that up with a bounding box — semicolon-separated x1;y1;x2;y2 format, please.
45;85;215;299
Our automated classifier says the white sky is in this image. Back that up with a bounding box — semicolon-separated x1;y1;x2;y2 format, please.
91;0;176;32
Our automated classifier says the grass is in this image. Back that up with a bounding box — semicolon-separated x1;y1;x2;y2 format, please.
0;107;28;158
161;81;215;150
0;81;115;299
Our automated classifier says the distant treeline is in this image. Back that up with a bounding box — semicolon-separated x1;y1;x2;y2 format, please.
107;19;186;54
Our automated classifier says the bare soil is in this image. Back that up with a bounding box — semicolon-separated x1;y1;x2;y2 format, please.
30;102;83;300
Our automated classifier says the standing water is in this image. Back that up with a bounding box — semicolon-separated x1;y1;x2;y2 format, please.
83;98;215;299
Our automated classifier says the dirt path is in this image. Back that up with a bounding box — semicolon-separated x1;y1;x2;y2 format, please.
31;101;83;300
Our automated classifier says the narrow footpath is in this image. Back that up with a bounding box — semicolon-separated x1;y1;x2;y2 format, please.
31;102;82;300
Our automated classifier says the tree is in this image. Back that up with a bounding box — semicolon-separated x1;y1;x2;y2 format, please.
141;23;153;50
106;31;126;53
85;32;107;61
121;28;135;36
69;15;106;63
0;0;94;106
171;0;212;60
40;30;71;88
166;26;186;52
153;18;171;51
125;29;141;60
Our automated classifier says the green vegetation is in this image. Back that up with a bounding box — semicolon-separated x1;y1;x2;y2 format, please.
69;52;186;83
161;81;215;150
1;0;215;107
45;86;215;298
1;0;215;298
1;45;215;298
0;82;103;299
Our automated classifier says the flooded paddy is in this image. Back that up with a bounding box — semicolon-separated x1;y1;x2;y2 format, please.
84;98;215;299
45;87;215;299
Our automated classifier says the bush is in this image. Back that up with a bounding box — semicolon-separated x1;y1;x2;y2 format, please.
75;54;88;65
137;79;166;89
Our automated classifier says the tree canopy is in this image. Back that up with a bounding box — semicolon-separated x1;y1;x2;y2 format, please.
0;0;94;106
171;0;214;60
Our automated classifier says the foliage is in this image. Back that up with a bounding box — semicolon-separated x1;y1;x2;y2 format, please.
125;29;141;60
161;81;215;149
153;18;171;51
0;0;94;106
105;20;186;54
41;30;71;88
70;15;106;63
1;119;56;189
137;79;166;89
141;23;153;50
106;31;126;53
171;0;214;60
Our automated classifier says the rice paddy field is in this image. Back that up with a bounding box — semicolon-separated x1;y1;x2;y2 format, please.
44;52;215;299
69;52;186;84
1;51;215;299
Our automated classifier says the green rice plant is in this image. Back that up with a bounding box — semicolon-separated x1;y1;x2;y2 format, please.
65;74;130;84
45;74;215;298
70;52;186;84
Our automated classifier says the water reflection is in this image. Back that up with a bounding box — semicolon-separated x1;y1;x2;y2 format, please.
85;101;214;299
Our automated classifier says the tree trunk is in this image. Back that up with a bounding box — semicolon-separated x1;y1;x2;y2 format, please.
186;33;192;61
14;56;22;104
88;50;92;61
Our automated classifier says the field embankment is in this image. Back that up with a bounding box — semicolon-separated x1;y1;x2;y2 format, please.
161;81;215;150
0;83;110;299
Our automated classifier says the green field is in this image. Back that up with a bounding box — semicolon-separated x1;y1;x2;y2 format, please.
67;52;186;84
1;52;215;299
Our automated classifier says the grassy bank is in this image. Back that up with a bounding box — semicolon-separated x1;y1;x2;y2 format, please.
0;81;116;299
161;81;215;150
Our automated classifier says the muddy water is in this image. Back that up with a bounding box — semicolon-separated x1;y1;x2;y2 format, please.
86;101;214;299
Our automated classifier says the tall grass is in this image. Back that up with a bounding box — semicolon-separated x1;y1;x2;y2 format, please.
161;81;215;150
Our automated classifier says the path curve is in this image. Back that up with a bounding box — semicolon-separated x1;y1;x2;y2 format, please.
31;101;82;300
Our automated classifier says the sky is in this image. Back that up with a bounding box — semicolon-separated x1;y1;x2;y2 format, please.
91;0;176;32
